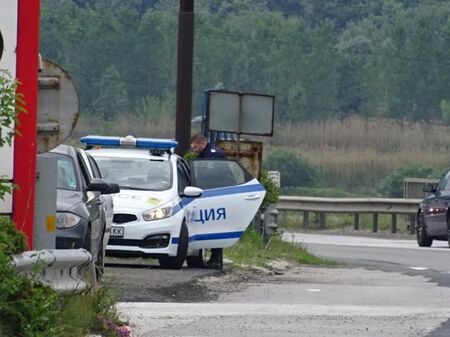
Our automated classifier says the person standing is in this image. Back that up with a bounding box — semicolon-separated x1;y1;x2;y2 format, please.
189;134;225;269
190;134;226;159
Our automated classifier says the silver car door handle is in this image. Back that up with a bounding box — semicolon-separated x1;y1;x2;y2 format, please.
245;195;261;200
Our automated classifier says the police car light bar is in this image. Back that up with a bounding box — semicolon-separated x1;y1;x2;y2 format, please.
80;135;178;150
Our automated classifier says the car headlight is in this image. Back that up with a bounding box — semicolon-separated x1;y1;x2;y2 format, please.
56;212;81;229
143;205;172;221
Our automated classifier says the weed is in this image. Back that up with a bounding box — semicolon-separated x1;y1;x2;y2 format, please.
225;229;333;267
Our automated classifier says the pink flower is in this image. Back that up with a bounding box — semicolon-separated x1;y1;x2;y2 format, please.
115;325;133;337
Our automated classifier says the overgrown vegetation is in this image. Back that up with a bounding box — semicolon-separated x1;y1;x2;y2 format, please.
41;0;450;123
0;216;59;337
225;229;333;267
268;116;450;193
377;164;441;197
0;215;125;337
259;169;280;208
264;148;319;188
0;70;125;337
43;1;450;195
0;71;25;199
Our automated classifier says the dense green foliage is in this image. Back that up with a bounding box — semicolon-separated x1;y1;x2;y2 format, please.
0;217;59;337
0;217;124;337
260;169;280;208
264;148;319;187
377;164;441;197
0;72;24;199
40;0;450;123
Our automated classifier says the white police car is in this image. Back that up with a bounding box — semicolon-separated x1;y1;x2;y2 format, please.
81;135;265;269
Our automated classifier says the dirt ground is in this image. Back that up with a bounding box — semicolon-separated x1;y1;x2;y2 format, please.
102;256;292;303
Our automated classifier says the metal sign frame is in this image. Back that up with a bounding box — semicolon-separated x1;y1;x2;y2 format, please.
205;90;275;137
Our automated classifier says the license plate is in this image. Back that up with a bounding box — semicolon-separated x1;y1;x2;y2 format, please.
111;226;124;237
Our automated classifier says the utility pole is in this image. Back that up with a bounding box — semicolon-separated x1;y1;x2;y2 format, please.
175;0;194;155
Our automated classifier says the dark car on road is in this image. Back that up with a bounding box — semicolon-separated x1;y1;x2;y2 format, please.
417;169;450;247
48;145;119;274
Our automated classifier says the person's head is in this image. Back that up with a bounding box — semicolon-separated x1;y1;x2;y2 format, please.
190;134;207;154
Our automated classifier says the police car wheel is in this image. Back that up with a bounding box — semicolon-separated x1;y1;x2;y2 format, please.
158;222;188;269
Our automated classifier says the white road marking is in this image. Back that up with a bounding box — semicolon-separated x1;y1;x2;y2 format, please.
118;302;450;318
306;288;321;292
283;232;450;251
409;266;429;271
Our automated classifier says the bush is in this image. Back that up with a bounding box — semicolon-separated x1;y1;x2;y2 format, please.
263;148;319;187
259;169;280;208
377;164;442;197
0;217;59;337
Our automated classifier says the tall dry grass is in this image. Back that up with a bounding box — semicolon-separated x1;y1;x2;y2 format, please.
71;113;450;193
267;115;450;192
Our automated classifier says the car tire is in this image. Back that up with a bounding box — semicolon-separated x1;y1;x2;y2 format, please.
416;213;433;247
447;214;450;248
95;229;105;280
83;225;92;252
158;221;188;269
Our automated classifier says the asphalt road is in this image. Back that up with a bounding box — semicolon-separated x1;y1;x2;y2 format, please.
110;233;450;337
283;232;450;287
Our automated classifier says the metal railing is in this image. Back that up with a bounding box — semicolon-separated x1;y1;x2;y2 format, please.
13;249;95;293
276;196;422;234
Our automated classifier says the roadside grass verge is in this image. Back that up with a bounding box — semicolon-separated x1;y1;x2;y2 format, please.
58;286;123;337
224;229;334;268
0;216;125;337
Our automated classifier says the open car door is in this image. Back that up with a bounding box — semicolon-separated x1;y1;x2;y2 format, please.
186;159;266;250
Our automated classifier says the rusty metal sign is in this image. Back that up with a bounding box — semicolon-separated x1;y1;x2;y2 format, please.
37;59;79;153
217;140;262;179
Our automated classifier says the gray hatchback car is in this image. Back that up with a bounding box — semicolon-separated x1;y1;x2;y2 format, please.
48;145;119;274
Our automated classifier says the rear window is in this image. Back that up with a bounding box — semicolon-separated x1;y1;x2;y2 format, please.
55;156;79;191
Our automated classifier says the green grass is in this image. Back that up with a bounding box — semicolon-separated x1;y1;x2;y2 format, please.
225;230;334;267
57;286;124;337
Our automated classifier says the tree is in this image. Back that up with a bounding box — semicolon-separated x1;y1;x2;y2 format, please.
93;66;129;120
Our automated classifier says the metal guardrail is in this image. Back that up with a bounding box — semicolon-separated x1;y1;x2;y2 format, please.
13;249;95;293
276;196;422;234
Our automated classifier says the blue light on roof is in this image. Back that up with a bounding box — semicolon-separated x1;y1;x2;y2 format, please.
80;135;178;150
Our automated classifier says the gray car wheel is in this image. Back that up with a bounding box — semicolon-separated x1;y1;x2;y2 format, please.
416;213;433;247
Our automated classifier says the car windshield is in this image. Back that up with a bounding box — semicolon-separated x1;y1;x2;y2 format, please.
56;156;79;191
93;157;172;191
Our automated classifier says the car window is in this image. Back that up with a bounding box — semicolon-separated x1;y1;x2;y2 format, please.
177;159;191;193
87;154;102;179
93;156;173;191
190;159;252;189
55;156;79;191
437;170;450;191
76;151;94;186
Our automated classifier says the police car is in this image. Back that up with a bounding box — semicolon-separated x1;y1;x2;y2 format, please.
81;135;265;269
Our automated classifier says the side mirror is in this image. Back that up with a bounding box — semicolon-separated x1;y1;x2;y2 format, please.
104;183;120;194
182;186;203;198
87;178;110;193
423;183;436;193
